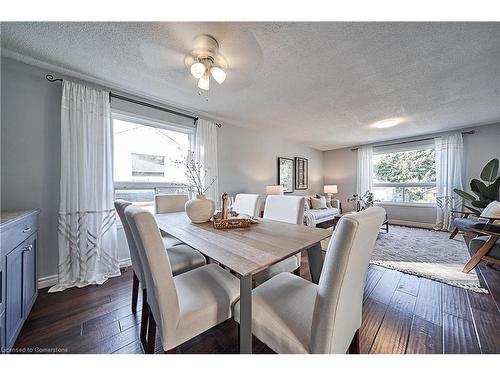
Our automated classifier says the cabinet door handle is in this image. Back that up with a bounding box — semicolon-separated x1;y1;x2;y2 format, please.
22;227;32;233
24;244;33;252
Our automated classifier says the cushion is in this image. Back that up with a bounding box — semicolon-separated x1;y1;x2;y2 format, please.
167;244;207;276
162;234;183;248
482;201;500;219
234;272;318;354
253;253;301;284
470;235;500;259
303;197;312;210
172;264;240;350
311;196;327;210
309;207;339;221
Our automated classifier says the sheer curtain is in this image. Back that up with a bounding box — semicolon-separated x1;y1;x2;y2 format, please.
357;145;373;196
195;118;220;205
50;81;119;292
434;133;464;231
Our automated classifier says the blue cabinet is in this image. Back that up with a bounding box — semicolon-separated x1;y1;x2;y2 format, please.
0;210;39;352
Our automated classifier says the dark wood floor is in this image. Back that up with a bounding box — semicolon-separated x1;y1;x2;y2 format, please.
14;251;500;354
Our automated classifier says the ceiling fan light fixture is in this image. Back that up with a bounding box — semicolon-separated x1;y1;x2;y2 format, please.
210;66;226;84
190;62;206;79
198;73;210;91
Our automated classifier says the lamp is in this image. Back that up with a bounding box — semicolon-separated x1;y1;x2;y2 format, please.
198;73;210;91
190;62;206;79
210;66;226;84
266;185;284;195
324;185;338;194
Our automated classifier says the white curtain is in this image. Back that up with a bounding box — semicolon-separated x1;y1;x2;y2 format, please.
357;145;373;196
195;118;220;206
50;81;119;292
434;133;464;231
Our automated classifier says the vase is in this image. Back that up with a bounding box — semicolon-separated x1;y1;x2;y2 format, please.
185;194;216;223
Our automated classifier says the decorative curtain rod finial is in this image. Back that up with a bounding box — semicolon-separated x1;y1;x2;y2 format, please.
46;74;63;82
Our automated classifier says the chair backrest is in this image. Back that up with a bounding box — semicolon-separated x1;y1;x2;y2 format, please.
233;194;261;217
155;194;189;214
114;200;146;286
125;205;180;342
310;207;386;353
263;195;305;224
481;201;500;219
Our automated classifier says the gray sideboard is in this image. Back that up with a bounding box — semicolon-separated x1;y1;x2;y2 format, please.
0;209;39;352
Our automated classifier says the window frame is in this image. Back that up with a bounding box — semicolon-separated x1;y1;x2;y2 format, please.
111;110;195;224
371;140;437;205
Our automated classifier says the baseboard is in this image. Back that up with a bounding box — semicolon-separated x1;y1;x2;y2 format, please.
389;219;436;230
37;257;133;289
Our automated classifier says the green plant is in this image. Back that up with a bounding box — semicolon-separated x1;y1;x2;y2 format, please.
348;191;375;211
454;158;500;214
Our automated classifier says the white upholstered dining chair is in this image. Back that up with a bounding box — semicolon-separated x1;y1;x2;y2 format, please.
115;200;206;350
233;193;261;217
125;205;240;353
234;207;386;353
253;195;305;283
155;194;189;248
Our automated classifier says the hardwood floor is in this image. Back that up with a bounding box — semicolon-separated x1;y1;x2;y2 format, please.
13;252;500;354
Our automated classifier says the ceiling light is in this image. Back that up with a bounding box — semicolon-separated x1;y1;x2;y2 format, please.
198;73;210;91
210;66;226;84
190;62;206;79
372;118;402;129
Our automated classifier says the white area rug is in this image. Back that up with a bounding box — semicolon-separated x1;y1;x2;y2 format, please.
323;225;488;293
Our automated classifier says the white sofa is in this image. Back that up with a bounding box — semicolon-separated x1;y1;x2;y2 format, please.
303;195;342;227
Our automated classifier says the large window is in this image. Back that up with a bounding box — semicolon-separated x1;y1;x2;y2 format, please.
113;113;193;212
372;141;436;204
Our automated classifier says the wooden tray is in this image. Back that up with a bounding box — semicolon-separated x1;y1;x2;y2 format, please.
212;211;251;229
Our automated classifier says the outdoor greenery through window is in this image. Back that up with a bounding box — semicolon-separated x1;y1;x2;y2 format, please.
372;143;437;204
113;114;192;213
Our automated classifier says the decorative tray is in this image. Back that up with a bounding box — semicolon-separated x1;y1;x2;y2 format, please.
212;211;252;229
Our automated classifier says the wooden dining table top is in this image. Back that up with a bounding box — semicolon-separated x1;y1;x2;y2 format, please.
155;212;331;277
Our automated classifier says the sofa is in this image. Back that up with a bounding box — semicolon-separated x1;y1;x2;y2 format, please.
303;195;342;227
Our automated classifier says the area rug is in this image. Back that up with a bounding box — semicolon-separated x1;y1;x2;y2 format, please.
321;225;488;293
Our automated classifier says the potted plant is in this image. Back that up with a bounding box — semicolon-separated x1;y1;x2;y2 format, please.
454;158;500;214
348;191;375;211
177;152;217;223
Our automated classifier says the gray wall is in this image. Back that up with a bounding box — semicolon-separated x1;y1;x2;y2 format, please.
323;123;500;226
1;57;323;280
218;124;324;198
1;57;61;279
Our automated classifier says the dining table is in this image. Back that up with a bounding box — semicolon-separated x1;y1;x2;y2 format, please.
155;211;332;354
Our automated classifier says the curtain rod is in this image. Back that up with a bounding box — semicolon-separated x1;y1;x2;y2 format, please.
350;130;475;151
45;74;222;128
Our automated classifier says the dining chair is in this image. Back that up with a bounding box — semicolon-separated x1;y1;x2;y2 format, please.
234;207;386;353
114;200;206;349
154;194;189;247
253;195;305;283
125;205;240;354
233;193;261;217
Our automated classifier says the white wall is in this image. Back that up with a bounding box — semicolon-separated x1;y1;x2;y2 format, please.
1;56;323;282
323;123;500;226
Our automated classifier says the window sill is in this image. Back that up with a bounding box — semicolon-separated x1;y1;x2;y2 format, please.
375;202;437;209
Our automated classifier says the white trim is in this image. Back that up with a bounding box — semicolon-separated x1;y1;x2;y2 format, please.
388;219;436;230
38;257;133;289
376;202;437;208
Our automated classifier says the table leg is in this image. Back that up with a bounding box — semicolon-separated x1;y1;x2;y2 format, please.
307;242;324;284
239;274;252;354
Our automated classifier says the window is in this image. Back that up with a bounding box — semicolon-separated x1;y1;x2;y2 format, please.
372;141;436;204
113;113;193;212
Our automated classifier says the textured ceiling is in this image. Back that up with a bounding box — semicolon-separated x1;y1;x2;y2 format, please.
2;22;500;150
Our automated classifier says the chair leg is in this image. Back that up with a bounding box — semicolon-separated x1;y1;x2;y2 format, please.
348;329;360;354
131;272;139;314
463;236;498;273
449;227;459;239
146;310;157;354
140;289;149;351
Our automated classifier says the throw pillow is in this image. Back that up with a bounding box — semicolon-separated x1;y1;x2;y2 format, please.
482;200;500;219
311;196;328;209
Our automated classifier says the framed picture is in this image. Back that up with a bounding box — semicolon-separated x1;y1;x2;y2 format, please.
277;157;294;193
295;157;308;190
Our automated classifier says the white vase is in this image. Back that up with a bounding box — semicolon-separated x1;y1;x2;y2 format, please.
185;194;215;223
